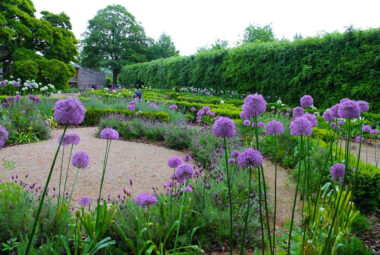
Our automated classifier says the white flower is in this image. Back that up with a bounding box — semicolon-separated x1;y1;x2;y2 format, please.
277;100;282;104
281;104;285;107
271;106;275;109
57;90;62;94
220;100;224;104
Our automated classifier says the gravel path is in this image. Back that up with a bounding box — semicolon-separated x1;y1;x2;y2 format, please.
0;127;186;205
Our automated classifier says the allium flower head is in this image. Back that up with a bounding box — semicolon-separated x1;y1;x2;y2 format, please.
330;123;336;128
15;95;21;101
175;164;194;181
228;158;236;164
202;106;210;111
183;186;193;193
370;129;379;135
58;132;81;146
135;193;157;207
240;111;248;119
338;100;360;119
362;125;371;133
265;120;284;135
242;93;267;117
169;104;178;110
330;104;340;118
338;121;344;125
191;107;196;112
0;124;8;148
258;122;265;127
130;100;137;105
78;196;91;207
290;117;313;136
6;97;15;102
357;100;369;113
293;107;304;118
212;117;236;138
231;151;240;158
72;151;90;169
238;148;263;169
127;105;135;111
183;155;192;163
197;109;205;116
303;113;318;127
168;156;182;168
54;97;86;125
323;110;335;122
330;163;345;183
243;120;251;126
300;95;313;108
100;128;119;140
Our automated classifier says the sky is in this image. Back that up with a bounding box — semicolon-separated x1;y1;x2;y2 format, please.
33;0;380;56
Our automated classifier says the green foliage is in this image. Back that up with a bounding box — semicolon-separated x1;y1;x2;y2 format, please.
335;236;372;255
242;23;275;43
149;33;179;59
353;165;380;213
83;107;170;126
9;60;39;80
80;4;150;85
164;126;193;150
120;28;380;112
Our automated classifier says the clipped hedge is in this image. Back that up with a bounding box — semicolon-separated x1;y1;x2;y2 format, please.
120;28;380;111
82;107;170;126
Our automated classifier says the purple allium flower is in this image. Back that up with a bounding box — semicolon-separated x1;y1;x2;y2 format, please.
231;151;240;158
293;107;304;118
58;134;72;146
330;163;345;183
357;100;369;113
168;156;182;168
206;110;213;116
240;111;248;119
303;113;318;127
150;103;155;107
191;107;196;112
212;117;236;138
202;106;210;111
20;110;25;114
243;120;251;126
362;125;371;133
34;97;41;103
300;95;313;108
258;121;265;127
169;104;178;110
228;158;236;164
0;124;9;148
175;164;193;181
237;148;263;169
72;151;90;168
265;120;284;135
290;117;313;136
130;100;137;105
330;123;336;128
127;105;135;111
330;104;340;118
154;106;158;110
15;95;21;101
355;136;361;143
336;126;341;130
183;186;193;193
197;109;205;116
183;155;192;163
54;97;86;125
242;93;267;117
285;112;290;116
338;100;360;119
135;193;157;207
6;96;15;102
58;132;81;146
78;196;91;207
323;110;335;122
340;98;350;103
370;129;379;135
164;181;173;188
251;123;255;128
338;121;344;125
12;82;19;87
100;128;119;140
0;81;6;87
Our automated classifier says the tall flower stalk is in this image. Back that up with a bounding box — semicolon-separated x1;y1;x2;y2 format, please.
25;97;85;255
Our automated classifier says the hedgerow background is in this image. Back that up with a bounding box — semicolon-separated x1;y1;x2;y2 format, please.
120;28;380;111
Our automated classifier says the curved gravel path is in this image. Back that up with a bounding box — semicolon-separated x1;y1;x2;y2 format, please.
0;127;186;205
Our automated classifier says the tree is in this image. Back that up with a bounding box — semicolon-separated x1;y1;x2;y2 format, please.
0;0;77;89
150;33;179;59
210;39;229;50
242;24;275;43
81;5;150;86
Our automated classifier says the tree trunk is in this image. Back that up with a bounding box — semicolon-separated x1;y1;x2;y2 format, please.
112;69;119;88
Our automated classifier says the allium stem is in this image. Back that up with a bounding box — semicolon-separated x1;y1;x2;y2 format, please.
96;139;111;228
223;137;233;255
272;134;278;254
353;131;363;195
260;165;273;254
287;135;303;255
323;119;351;254
240;167;253;255
68;168;80;206
24;124;68;255
63;144;74;202
57;147;65;208
173;184;187;254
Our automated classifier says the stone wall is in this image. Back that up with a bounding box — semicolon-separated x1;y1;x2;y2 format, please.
77;67;105;89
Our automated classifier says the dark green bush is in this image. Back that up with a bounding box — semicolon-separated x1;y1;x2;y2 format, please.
120;28;380;111
336;236;372;255
164;126;192;149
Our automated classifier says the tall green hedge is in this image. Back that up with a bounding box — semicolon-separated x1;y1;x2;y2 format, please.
120;28;380;111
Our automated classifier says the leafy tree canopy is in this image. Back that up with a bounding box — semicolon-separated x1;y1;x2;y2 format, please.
80;4;150;85
149;33;179;59
242;24;276;43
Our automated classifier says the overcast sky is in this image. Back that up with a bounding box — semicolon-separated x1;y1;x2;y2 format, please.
33;0;380;56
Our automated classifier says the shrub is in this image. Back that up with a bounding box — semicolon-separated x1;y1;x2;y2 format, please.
164;126;193;150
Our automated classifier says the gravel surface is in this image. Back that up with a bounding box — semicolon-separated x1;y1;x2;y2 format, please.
0;127;186;205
